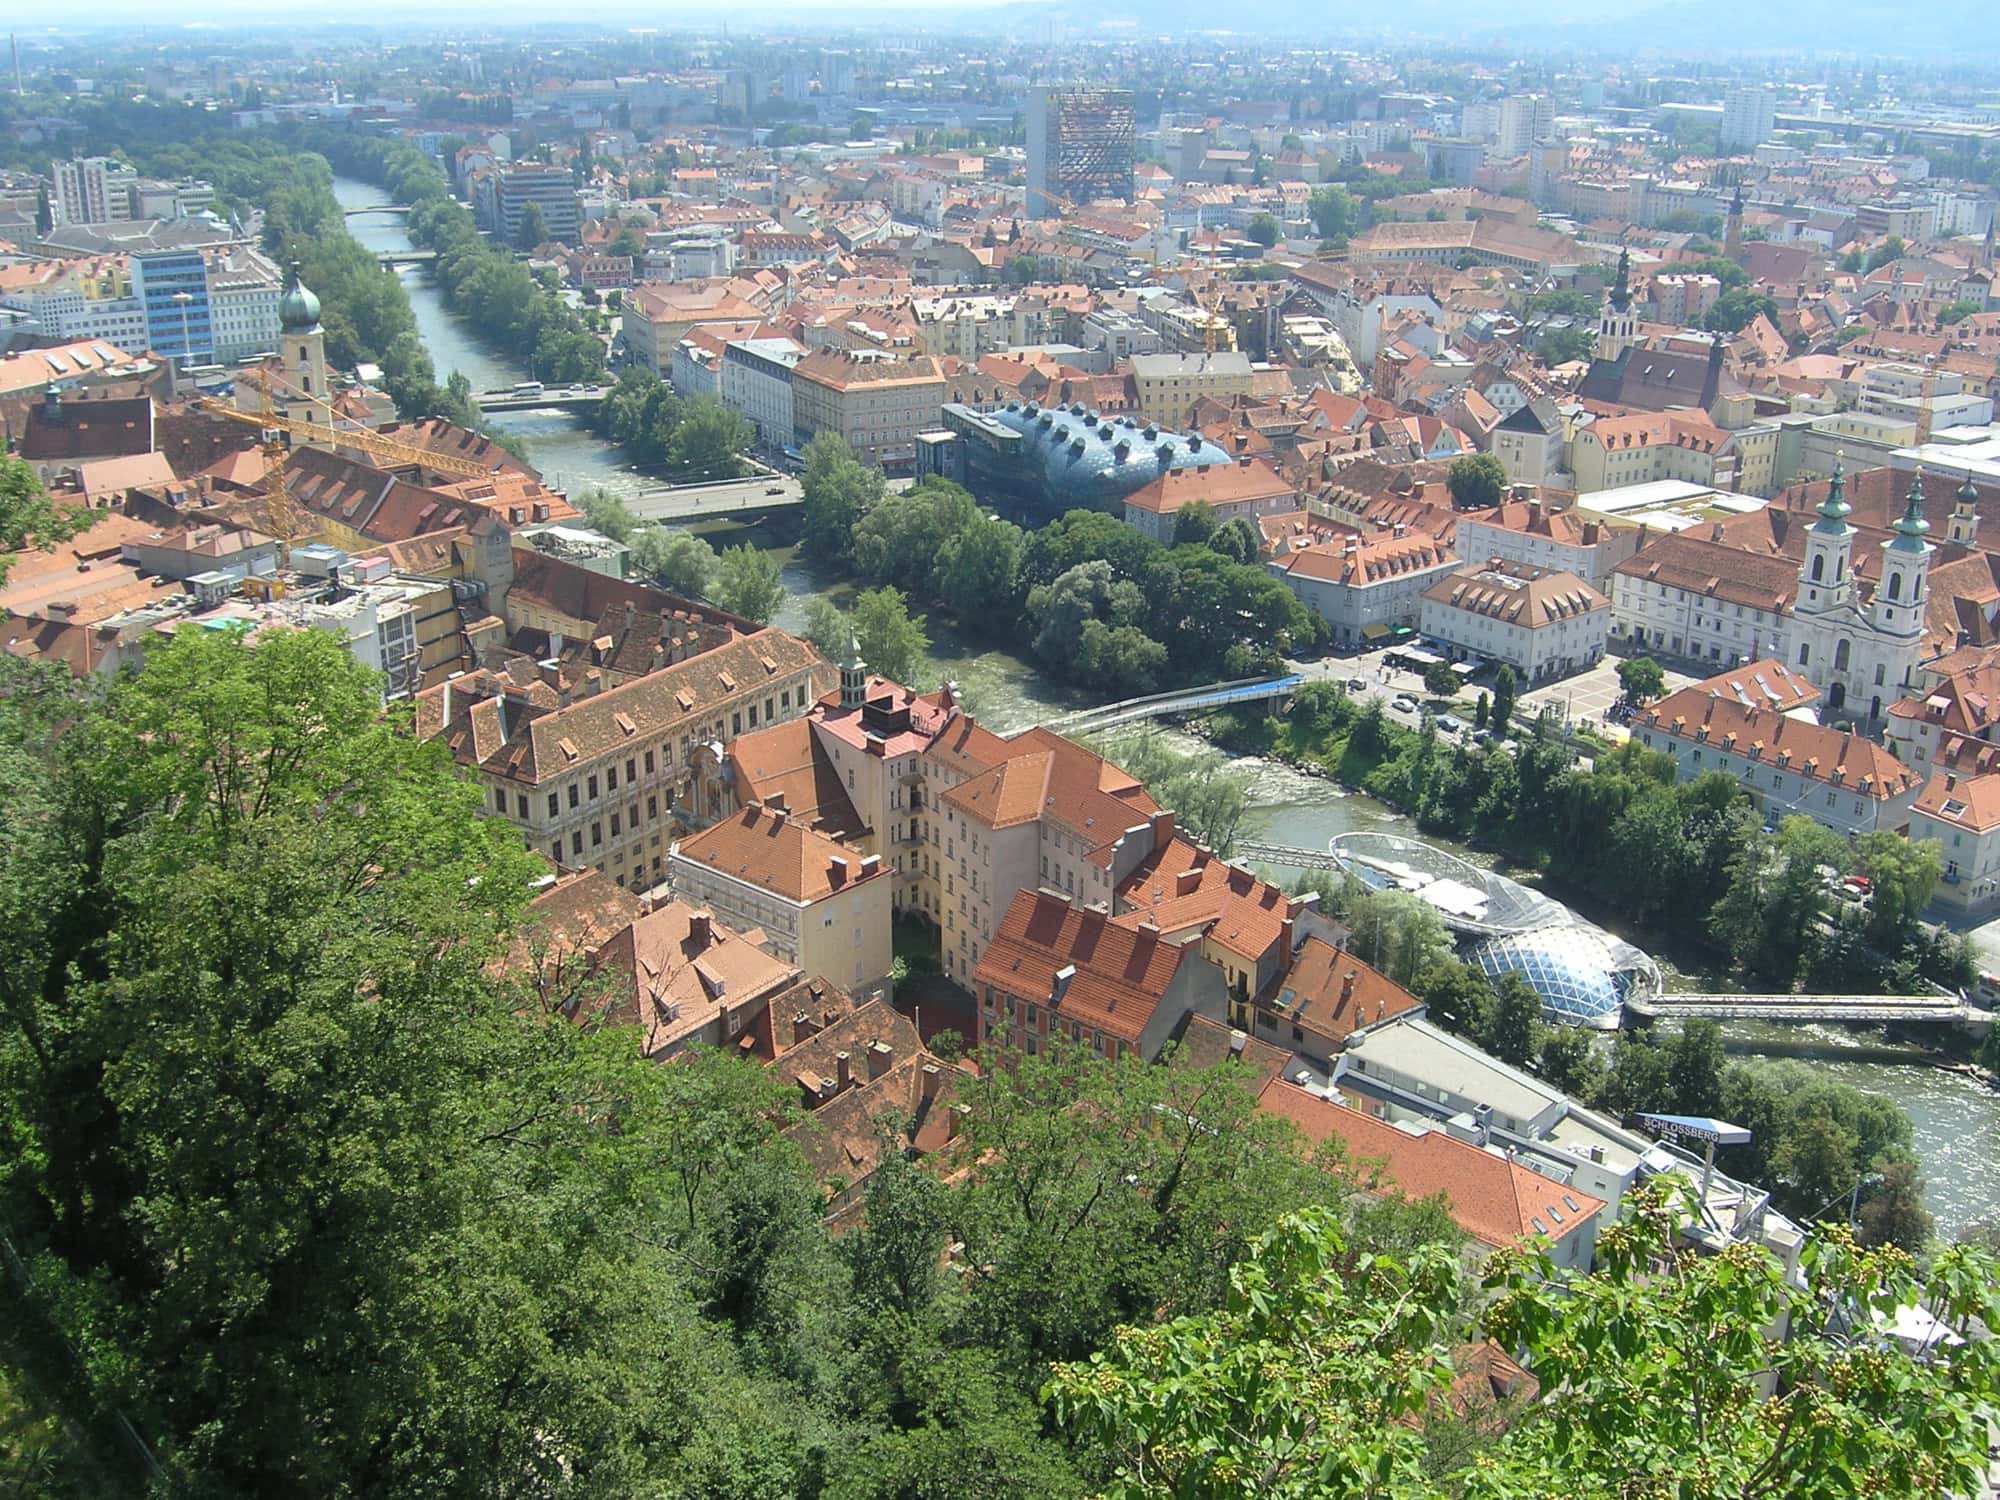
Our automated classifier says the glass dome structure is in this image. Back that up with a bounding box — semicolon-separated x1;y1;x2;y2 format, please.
1470;925;1653;1030
982;400;1235;510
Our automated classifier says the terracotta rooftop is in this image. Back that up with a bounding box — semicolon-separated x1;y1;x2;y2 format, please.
1255;1078;1605;1250
1639;686;1918;799
1269;938;1423;1047
673;803;885;905
1913;770;2000;834
586;901;799;1059
1114;835;1296;965
1421;563;1608;627
975;889;1190;1049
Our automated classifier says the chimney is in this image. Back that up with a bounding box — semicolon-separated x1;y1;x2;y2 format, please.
835;1050;852;1091
1280;915;1295;955
1341;971;1357;1006
766;791;788;814
920;1061;941;1107
867;1038;894;1079
1150;809;1175;845
1050;964;1076;1005
828;855;849;887
859;854;882;877
688;911;712;948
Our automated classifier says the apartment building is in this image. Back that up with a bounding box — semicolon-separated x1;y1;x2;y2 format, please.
789;350;946;471
1453;496;1639;590
478;162;582;245
1267;532;1460;648
1907;772;2000;917
587;901;802;1061
416;628;833;892
1570;411;1739;495
719;336;804;448
1120;455;1298;543
1632;685;1920;836
50;156;136;225
669;803;894;996
972;889;1228;1061
1129;351;1253;426
1419;562;1611;682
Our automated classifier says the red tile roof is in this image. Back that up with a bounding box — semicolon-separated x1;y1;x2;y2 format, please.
975;890;1190;1049
1255;1079;1604;1249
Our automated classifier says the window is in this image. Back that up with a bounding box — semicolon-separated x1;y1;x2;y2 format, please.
571;830;583;855
626;758;636;782
610;812;621;836
607;766;618;792
648;795;658;819
644;750;655;774
493;787;507;812
731;711;741;736
547;793;559;818
591;822;603;848
587;775;599;800
516;795;528;820
568;784;580;809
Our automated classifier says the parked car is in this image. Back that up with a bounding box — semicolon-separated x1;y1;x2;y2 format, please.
1391;696;1418;714
1346;678;1367;691
1436;714;1465;735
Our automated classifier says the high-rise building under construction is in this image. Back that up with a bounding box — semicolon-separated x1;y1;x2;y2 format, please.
1025;86;1136;218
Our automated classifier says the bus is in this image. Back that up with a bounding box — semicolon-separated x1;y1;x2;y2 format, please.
512;381;545;398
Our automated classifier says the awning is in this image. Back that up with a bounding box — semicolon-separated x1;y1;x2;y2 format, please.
1361;623;1390;641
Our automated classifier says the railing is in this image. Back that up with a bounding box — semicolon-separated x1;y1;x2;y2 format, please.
1626;993;1968;1024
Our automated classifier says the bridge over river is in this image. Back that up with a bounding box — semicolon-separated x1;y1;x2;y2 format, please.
1043;675;1301;734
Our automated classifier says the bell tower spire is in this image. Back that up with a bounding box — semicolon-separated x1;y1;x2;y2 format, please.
1797;453;1856;617
1597;246;1637;360
1874;467;1934;643
1949;470;1981;547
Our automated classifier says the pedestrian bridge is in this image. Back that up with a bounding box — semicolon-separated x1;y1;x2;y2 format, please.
1234;839;1343;873
1624;993;1969;1025
343;205;413;217
377;250;438;268
1045;674;1301;734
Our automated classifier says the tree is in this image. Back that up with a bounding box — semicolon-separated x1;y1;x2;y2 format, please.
1172;500;1219;546
1938;299;1981;326
1536;1025;1605;1101
851;586;930;685
801;432;883;563
576;484;638;542
1489;664;1517;731
0;456;94;585
798;596;852;662
935;515;1025;627
1445;454;1508;511
1853;830;1942;954
1703;288;1778;333
1865;234;1906;271
711;544;787;624
1665;1017;1727;1118
1307;184;1357;241
667;397;753;481
1538;324;1597;364
1615;655;1666;705
1246;212;1280;248
1480;972;1542;1066
514;200;549;252
1052;1184;2000;1500
1857;1152;1934;1252
608;226;645;259
1422;660;1460;700
628;526;718;598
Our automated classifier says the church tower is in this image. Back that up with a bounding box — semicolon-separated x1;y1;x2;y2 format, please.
1948;471;1981;547
1724;182;1745;262
1796;454;1856;617
1596;247;1637;360
276;262;330;425
840;632;868;709
1873;469;1934;640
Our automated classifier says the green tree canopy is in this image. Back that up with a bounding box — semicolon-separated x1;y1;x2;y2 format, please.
710;543;787;624
1616;655;1666;704
1445;453;1508;511
627;526;718;598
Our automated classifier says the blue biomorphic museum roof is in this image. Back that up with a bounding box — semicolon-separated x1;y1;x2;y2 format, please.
984;399;1234;508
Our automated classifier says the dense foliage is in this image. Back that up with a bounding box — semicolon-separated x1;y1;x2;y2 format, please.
798;437;1322;694
1053;1182;2000;1499
592;367;753;480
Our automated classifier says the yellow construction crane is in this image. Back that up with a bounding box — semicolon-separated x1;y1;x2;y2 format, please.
197;389;495;536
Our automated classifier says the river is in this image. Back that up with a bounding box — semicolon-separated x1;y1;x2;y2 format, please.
331;175;2000;1237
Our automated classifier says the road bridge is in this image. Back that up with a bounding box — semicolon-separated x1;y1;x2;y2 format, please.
1045;674;1301;734
377;250;438;268
1625;994;1969;1025
343;205;412;217
625;472;804;522
471;389;605;413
